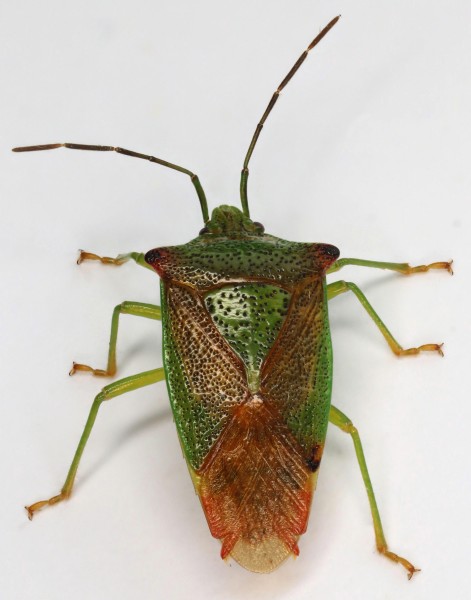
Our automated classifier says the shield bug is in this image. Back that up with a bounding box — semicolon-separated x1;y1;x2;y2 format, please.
15;15;451;577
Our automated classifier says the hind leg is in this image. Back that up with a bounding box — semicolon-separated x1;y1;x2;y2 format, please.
329;404;419;579
26;368;165;519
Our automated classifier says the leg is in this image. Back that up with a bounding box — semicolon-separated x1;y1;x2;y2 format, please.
327;280;443;357
327;257;453;276
70;301;161;377
26;367;165;519
77;250;153;270
329;405;419;579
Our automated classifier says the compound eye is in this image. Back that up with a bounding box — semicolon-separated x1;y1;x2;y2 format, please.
253;221;265;233
199;226;210;235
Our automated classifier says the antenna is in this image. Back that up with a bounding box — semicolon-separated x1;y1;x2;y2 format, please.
12;143;210;223
239;15;340;217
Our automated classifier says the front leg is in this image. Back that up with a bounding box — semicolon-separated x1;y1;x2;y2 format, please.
77;250;152;270
327;257;453;276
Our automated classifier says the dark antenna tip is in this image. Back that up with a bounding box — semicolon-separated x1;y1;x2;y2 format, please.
13;144;63;153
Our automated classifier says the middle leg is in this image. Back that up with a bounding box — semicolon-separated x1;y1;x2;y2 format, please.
327;280;443;357
70;301;161;377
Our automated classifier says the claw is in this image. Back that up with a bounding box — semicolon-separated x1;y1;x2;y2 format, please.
447;260;454;275
407;566;421;580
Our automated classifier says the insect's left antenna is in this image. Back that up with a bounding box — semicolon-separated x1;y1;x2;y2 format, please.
12;143;210;223
239;15;340;217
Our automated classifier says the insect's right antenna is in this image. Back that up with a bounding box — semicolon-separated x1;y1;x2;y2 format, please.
239;15;340;218
12;143;210;223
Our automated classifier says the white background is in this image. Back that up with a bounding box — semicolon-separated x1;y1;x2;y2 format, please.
1;1;470;599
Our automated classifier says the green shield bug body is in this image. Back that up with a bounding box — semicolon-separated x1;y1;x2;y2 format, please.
15;16;451;577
